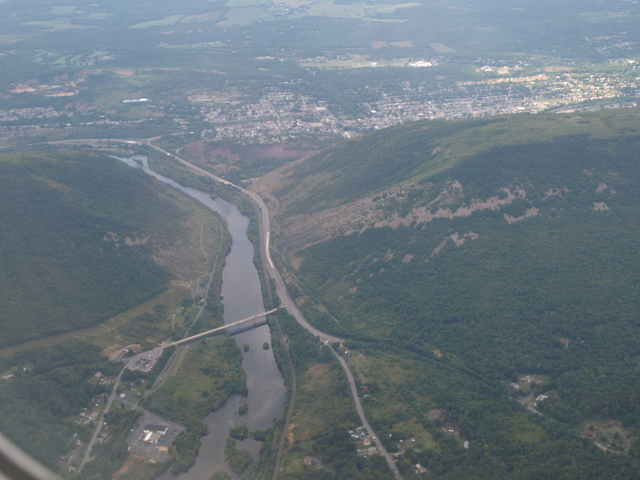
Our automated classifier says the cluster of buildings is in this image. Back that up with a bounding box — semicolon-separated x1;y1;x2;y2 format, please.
3;62;637;147
122;98;149;104
94;371;115;386
349;426;380;456
193;66;638;144
127;350;163;373
202;91;341;143
354;94;544;126
527;72;638;104
199;87;546;144
77;410;98;426
140;424;169;444
0;107;70;122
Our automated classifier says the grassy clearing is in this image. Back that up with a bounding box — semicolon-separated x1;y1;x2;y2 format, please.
0;34;29;44
22;18;70;29
145;337;247;420
391;419;438;451
390;40;413;47
303;0;420;18
84;12;114;20
579;416;633;449
47;6;76;15
226;0;273;7
351;352;417;420
509;414;546;443
428;42;456;53
52;54;70;65
129;15;185;28
180;12;222;23
279;358;357;476
362;18;407;22
113;455;167;480
216;8;274;27
290;362;355;442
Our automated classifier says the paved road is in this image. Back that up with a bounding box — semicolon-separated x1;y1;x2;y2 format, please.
56;137;399;479
138;137;346;343
79;366;126;469
332;350;402;480
242;188;345;344
77;168;225;471
159;142;400;478
518;391;542;416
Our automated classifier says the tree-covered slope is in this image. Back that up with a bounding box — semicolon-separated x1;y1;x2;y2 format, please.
0;151;182;347
255;108;640;251
259;109;640;478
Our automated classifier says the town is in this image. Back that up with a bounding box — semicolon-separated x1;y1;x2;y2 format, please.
1;62;637;148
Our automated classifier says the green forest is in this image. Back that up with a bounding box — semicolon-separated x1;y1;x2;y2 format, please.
0;341;121;470
268;110;640;478
0;151;184;347
271;110;640;220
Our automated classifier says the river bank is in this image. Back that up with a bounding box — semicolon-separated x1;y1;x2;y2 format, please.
118;155;286;479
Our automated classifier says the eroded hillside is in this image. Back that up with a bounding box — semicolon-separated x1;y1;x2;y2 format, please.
254;109;640;253
255;109;640;479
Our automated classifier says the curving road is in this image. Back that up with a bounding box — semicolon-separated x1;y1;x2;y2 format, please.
150;141;400;479
79;366;126;470
54;137;400;479
332;349;402;479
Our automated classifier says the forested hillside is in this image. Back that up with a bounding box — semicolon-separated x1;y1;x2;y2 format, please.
256;109;640;251
0;151;182;347
258;109;640;478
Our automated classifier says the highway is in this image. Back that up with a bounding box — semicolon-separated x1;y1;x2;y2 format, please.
56;137;400;479
147;140;400;479
142;137;346;343
332;349;402;480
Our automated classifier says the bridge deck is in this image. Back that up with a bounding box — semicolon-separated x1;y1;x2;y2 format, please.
164;307;280;349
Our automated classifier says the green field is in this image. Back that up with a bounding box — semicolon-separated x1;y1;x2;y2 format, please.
146;337;247;416
180;12;222;23
84;12;115;20
48;6;76;14
216;7;274;27
302;0;420;19
129;15;185;28
22;18;76;30
226;0;273;7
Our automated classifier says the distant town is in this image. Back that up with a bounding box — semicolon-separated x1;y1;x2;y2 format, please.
0;61;638;147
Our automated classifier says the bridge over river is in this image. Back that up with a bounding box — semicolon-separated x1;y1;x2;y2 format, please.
126;307;282;372
166;307;281;348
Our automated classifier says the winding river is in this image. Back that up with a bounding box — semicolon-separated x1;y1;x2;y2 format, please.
118;156;286;479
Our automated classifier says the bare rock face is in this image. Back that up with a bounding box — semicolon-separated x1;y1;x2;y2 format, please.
256;172;543;253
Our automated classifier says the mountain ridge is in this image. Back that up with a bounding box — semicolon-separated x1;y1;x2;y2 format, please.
252;109;640;475
253;109;640;253
0;151;195;347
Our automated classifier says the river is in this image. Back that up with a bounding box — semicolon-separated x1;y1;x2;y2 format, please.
117;155;286;479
